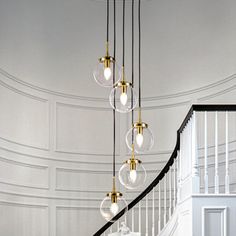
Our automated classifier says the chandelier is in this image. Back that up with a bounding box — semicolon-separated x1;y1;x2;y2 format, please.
93;0;154;221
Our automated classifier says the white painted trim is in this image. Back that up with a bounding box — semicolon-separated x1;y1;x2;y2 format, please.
0;78;48;102
0;200;48;208
202;206;227;236
192;194;236;198
1;67;236;102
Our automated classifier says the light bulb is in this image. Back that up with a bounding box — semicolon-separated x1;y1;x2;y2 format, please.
130;170;137;183
110;202;119;215
104;67;112;80
136;133;144;147
120;92;128;106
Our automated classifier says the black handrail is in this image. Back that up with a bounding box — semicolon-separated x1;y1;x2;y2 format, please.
93;104;236;236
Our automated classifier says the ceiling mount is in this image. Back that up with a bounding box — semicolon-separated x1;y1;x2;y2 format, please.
92;0;151;2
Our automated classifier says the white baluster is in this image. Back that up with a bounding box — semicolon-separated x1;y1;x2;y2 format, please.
146;196;148;236
164;175;167;225
179;131;183;201
173;160;176;209
139;201;141;233
110;225;112;234
169;170;172;217
117;220;120;231
125;214;127;225
215;111;219;194
225;111;230;194
191;111;200;193
204;111;208;194
158;182;161;234
177;149;181;203
131;208;134;232
152;188;155;236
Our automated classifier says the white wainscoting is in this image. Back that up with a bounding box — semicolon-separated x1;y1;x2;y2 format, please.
0;201;49;236
56;206;104;236
0;156;49;189
55;102;120;155
0;81;49;150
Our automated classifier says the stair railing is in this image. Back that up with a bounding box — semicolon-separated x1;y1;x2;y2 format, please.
94;104;236;236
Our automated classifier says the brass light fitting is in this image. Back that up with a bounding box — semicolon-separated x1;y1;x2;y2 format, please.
99;42;115;69
133;108;148;134
125;144;142;171
106;177;122;204
107;191;123;204
114;66;132;90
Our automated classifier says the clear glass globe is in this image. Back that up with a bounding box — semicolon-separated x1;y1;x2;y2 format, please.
119;159;146;189
109;82;137;113
126;124;154;153
118;222;131;235
100;193;128;222
93;58;121;87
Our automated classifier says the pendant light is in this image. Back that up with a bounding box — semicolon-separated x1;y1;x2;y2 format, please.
93;0;121;87
109;0;137;113
126;0;154;153
100;177;128;221
100;0;128;222
119;144;146;189
119;0;146;190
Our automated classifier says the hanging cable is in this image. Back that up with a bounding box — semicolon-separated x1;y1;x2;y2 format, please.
112;0;116;178
131;0;135;143
106;0;109;43
138;0;141;108
122;0;125;67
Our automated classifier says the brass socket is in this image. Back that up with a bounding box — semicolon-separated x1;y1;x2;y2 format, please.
116;81;132;87
99;55;114;62
104;58;110;68
133;121;148;129
138;126;143;135
122;84;127;94
106;191;123;203
125;158;142;171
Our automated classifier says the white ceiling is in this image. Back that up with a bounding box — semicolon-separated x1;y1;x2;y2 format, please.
0;0;236;99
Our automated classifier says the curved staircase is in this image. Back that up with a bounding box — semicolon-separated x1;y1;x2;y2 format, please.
94;105;236;236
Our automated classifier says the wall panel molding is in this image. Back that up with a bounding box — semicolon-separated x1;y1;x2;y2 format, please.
55;102;120;156
0;155;49;190
202;206;227;236
0;200;49;236
1;67;236;103
0;79;50;151
0;144;171;165
0;200;48;208
0;78;48;102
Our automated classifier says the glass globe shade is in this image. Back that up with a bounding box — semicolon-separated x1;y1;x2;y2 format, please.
93;58;121;87
100;193;128;222
118;222;131;235
126;124;154;153
119;159;146;189
109;82;137;113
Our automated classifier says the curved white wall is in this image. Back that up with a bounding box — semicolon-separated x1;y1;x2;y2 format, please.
0;68;236;235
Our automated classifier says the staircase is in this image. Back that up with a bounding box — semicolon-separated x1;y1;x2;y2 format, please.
94;105;236;236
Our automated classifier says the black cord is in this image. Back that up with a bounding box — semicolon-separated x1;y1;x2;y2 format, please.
122;0;125;67
131;0;134;143
106;0;109;42
112;0;116;178
138;0;141;108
